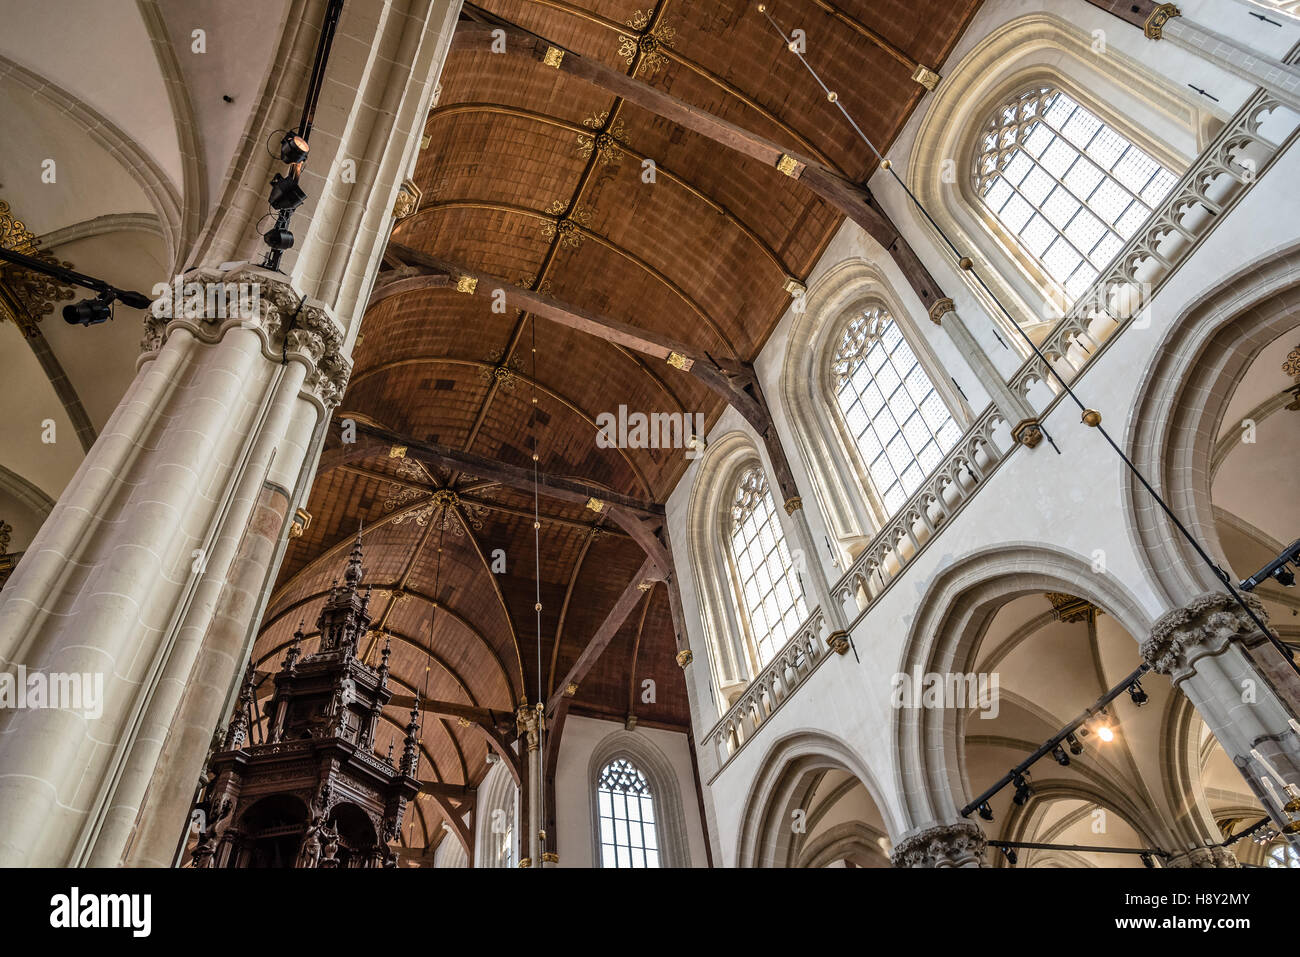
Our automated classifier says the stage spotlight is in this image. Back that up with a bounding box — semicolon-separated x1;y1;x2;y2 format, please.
1000;847;1017;865
1066;732;1083;756
263;225;295;251
268;172;307;211
279;129;310;164
978;801;994;822
1140;852;1155;869
1012;773;1032;806
63;290;115;326
1127;680;1149;707
1052;744;1070;766
1275;565;1296;587
1097;723;1115;743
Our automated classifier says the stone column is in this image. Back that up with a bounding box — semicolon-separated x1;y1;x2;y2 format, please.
0;266;347;868
890;819;988;867
0;0;461;867
1088;1;1300;112
929;299;1043;448
517;704;544;868
1142;592;1300;845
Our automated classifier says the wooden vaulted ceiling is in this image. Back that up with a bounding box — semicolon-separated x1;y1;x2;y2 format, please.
253;0;981;849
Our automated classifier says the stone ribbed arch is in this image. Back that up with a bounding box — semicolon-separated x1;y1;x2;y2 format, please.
893;542;1153;830
587;729;691;868
1000;781;1160;867
1124;242;1300;606
684;430;765;707
902;13;1199;339
735;729;900;868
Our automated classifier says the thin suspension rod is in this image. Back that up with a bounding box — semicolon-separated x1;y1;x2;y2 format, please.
757;6;1297;675
989;840;1168;857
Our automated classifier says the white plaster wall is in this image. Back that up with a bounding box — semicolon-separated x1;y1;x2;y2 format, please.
555;715;709;867
664;0;1300;865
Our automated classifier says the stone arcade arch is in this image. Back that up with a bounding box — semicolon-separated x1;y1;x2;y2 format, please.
1125;243;1300;606
893;542;1155;829
735;729;898;868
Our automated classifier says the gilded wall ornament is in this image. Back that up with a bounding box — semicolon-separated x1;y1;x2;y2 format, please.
1144;3;1180;40
0;201;74;336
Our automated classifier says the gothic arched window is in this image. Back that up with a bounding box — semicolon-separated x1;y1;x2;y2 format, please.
974;85;1179;302
831;306;960;517
726;466;808;667
596;758;660;868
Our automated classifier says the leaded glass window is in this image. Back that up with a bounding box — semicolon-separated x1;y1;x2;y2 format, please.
1269;842;1300;868
974;85;1179;302
831;306;960;516
597;758;659;868
727;466;808;667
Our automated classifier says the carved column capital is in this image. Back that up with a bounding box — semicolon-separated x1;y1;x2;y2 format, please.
1141;591;1269;681
142;264;352;410
927;297;955;325
516;703;544;752
890;819;987;868
1164;846;1240;868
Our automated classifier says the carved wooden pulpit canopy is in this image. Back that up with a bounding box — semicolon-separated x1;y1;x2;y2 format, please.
191;533;421;867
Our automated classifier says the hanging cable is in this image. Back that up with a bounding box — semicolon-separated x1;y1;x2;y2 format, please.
406;518;446;851
756;5;1297;675
529;313;547;863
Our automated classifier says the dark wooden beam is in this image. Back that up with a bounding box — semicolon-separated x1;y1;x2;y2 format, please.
547;556;657;715
375;248;802;506
450;19;947;315
340;422;663;518
388;693;516;738
418;781;474;801
381;243;705;370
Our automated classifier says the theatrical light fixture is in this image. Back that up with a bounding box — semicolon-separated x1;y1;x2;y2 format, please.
1052;744;1070;766
268;172;307;211
978;801;994;822
1012;773;1032;806
1096;722;1115;743
278;129;310;164
62;289;115;327
1140;852;1155;869
1066;732;1084;756
1127;680;1149;707
1240;538;1300;591
1000;847;1018;865
263;223;295;251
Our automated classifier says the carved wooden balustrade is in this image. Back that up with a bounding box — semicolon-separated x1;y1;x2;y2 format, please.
700;77;1300;777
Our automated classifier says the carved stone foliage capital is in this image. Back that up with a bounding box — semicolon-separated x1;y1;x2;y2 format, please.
1141;591;1268;678
142;264;352;410
890;819;987;868
1164;846;1240;869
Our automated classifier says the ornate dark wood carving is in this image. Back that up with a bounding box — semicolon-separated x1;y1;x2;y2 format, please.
190;534;420;868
